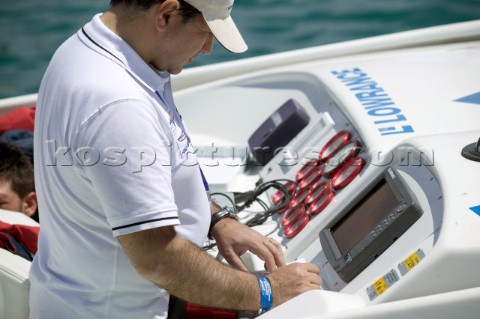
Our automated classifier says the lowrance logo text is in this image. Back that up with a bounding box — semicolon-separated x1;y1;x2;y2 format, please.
331;67;414;136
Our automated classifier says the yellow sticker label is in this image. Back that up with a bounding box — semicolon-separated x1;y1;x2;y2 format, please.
373;278;388;295
367;270;399;301
403;251;422;271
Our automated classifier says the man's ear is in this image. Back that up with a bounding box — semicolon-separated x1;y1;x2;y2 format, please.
154;0;181;30
22;191;38;218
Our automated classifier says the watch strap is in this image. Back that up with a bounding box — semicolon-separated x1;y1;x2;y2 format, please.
208;207;238;239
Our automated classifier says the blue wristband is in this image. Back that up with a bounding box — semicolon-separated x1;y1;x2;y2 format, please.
257;277;273;312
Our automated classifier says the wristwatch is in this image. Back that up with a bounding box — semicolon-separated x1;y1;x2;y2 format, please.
208;206;238;239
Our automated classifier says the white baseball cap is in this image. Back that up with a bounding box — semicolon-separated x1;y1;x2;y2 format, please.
185;0;248;53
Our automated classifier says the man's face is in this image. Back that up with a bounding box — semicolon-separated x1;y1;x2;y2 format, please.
151;13;214;74
0;180;23;213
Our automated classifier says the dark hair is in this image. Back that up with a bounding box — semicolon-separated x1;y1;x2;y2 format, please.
110;0;163;9
0;142;35;199
110;0;201;22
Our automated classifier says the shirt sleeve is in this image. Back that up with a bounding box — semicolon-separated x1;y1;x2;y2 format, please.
72;98;180;236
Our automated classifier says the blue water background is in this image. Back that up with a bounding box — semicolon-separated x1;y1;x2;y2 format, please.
0;0;478;99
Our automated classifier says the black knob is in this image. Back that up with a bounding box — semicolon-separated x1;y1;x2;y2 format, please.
461;137;480;162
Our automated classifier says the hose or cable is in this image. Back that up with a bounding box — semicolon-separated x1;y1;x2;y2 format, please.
203;179;297;250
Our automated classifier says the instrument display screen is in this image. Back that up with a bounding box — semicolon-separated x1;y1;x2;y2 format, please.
331;179;400;255
320;167;423;283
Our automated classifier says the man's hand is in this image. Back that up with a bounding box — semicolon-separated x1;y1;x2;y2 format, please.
210;217;286;272
119;224;322;311
266;262;322;306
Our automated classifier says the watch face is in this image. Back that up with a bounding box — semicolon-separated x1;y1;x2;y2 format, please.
225;207;239;220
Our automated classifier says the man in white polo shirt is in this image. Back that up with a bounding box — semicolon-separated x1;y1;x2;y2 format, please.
30;1;321;318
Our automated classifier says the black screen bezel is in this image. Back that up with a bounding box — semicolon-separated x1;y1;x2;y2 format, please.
319;167;422;282
330;177;401;256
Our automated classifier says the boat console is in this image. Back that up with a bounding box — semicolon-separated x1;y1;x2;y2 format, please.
174;39;480;318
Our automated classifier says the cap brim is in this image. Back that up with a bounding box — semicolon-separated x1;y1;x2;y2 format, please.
204;15;248;53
